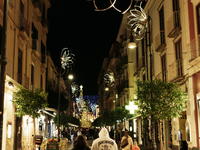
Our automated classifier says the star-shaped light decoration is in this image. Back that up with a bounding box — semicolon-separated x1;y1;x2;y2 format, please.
93;0;133;14
126;1;147;40
60;48;75;72
104;69;115;87
71;82;79;97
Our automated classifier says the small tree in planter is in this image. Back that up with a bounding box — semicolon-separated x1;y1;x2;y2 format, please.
135;79;188;150
12;86;48;147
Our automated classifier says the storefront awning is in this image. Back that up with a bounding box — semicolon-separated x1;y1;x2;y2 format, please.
42;110;55;117
68;123;78;127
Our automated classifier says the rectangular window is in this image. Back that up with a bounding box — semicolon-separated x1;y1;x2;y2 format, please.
161;54;167;82
19;0;24;28
197;4;200;35
18;49;22;84
175;39;183;76
159;7;165;30
31;64;34;91
173;0;180;12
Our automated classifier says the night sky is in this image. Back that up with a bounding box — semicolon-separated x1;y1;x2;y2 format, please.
47;0;135;95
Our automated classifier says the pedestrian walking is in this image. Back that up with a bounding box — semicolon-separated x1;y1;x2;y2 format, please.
93;128;99;140
91;127;118;150
71;135;91;150
132;141;140;150
109;127;114;140
120;129;134;150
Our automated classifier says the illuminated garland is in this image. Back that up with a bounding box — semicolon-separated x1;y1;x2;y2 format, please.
60;48;75;71
126;2;147;40
104;69;115;87
71;82;79;97
93;0;133;14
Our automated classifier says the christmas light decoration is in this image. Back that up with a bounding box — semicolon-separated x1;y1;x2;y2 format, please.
126;1;147;40
104;69;115;87
71;82;79;97
93;0;133;14
60;48;75;71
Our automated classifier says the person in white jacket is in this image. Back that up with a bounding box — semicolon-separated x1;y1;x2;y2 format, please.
91;127;118;150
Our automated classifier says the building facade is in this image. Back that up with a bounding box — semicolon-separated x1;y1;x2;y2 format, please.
98;0;200;150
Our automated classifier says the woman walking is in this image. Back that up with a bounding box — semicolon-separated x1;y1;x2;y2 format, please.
120;129;134;150
71;135;90;150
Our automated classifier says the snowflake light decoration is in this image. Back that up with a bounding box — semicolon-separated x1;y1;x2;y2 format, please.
71;82;79;97
104;69;115;87
127;1;147;40
60;48;75;72
93;0;133;14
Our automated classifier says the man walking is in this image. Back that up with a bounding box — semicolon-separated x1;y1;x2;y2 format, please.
91;127;118;150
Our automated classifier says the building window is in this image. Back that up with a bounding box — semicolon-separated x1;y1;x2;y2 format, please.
159;6;165;44
175;39;183;76
31;64;34;91
18;49;22;84
19;0;24;29
197;3;200;35
161;54;167;82
172;0;180;12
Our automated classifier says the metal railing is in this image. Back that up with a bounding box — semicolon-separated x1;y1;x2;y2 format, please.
22;74;29;89
155;71;167;82
169;59;183;81
187;34;200;62
155;31;166;52
167;11;181;38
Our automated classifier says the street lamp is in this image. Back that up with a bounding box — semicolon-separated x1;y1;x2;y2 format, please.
57;48;75;142
128;30;136;49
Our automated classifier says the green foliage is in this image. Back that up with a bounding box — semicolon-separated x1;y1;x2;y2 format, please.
135;79;188;120
92;107;130;127
12;86;48;118
53;112;80;126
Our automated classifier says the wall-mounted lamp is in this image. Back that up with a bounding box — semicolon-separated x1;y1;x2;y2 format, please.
128;34;136;49
8;81;14;88
105;87;109;91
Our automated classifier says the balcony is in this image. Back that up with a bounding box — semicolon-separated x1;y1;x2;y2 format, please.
19;17;30;40
32;0;42;17
41;18;48;33
155;71;167;82
22;74;29;89
41;54;47;73
138;56;145;70
169;59;184;82
6;59;12;77
155;31;166;52
167;11;181;38
187;34;200;66
133;63;138;76
32;39;41;57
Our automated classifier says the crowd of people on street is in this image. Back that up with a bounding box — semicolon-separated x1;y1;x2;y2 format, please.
69;127;140;150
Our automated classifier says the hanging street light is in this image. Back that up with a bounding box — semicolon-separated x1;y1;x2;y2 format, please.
57;48;75;142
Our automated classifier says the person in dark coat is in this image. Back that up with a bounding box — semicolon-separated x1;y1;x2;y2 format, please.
71;135;90;150
109;127;114;140
93;129;99;140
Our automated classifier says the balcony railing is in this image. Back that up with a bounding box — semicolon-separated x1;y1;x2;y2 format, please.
138;56;145;69
22;74;29;89
19;17;30;40
155;71;167;82
17;73;22;85
6;59;12;77
169;59;184;82
155;31;166;52
167;11;181;38
187;34;200;63
32;39;41;57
